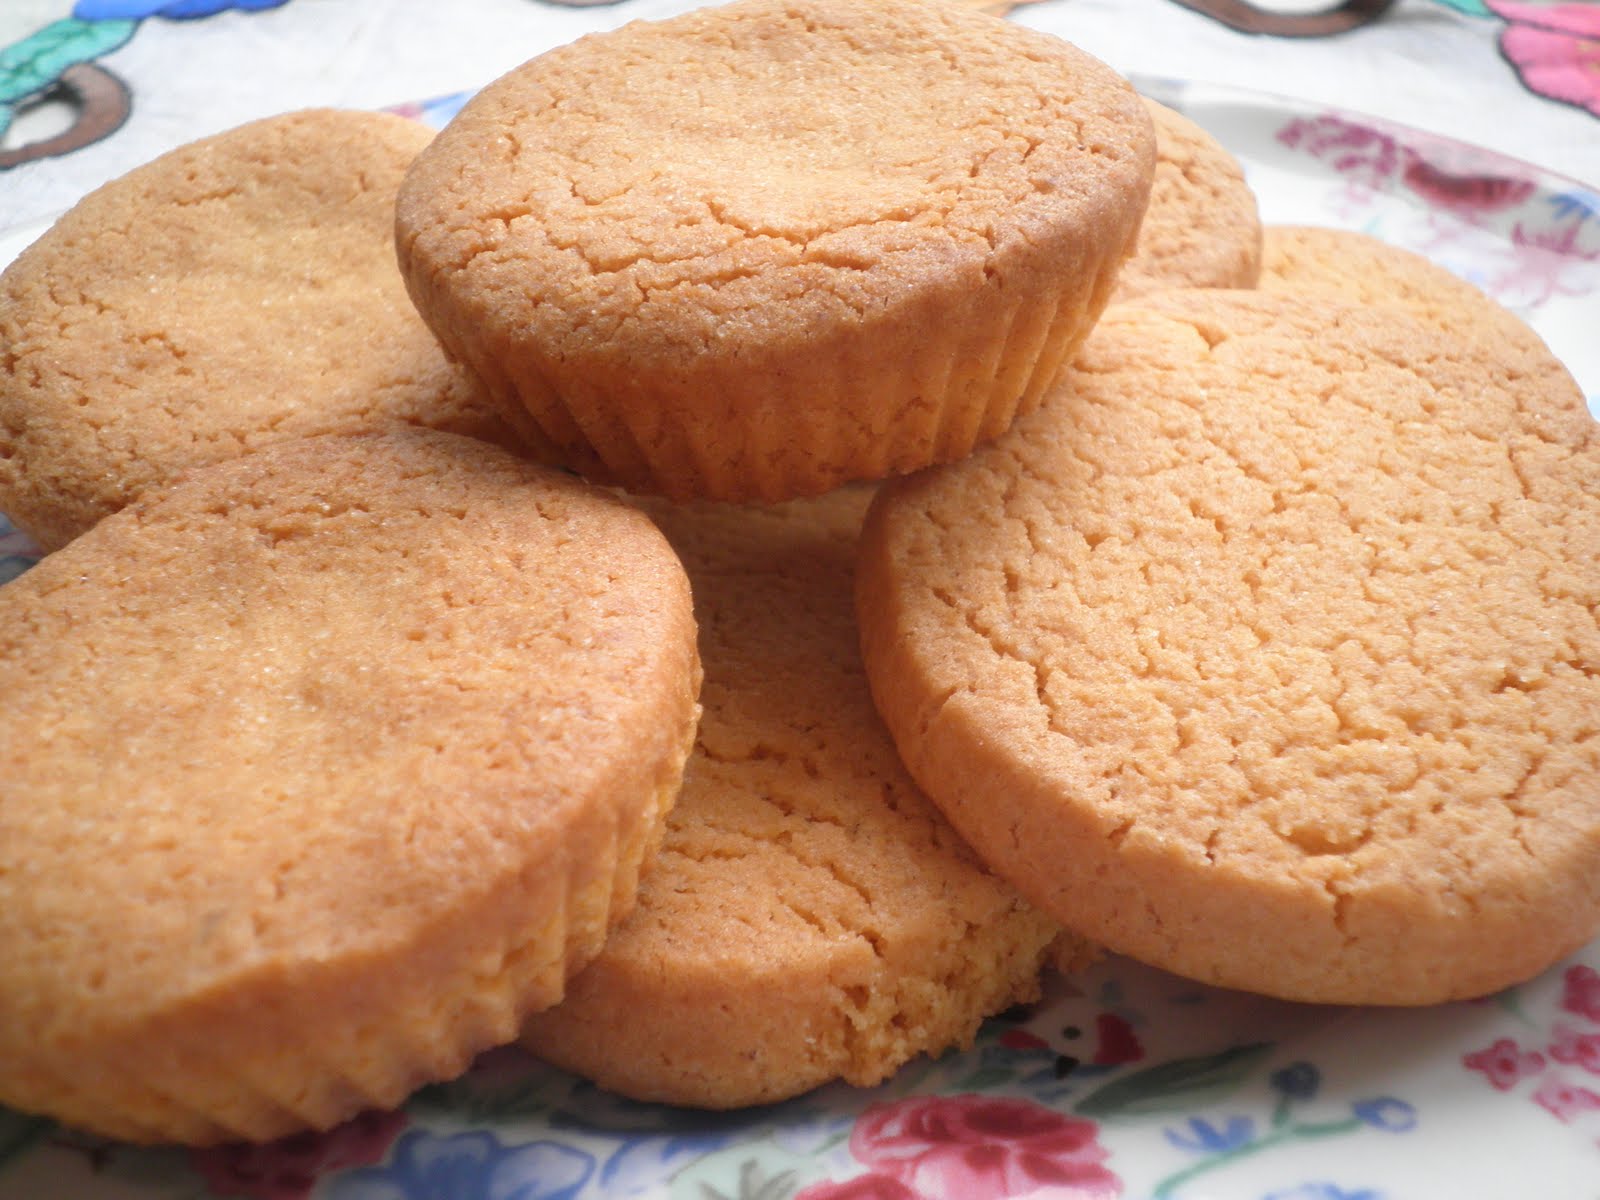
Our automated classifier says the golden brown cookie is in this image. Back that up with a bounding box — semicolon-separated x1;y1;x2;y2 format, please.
1109;97;1262;302
856;288;1600;1006
521;488;1081;1108
1258;224;1556;360
0;430;700;1144
397;0;1155;503
0;109;541;553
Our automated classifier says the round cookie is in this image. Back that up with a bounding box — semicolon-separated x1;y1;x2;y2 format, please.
0;430;701;1144
856;287;1600;1006
1108;97;1262;303
0;109;543;553
1258;224;1558;361
521;488;1083;1108
396;0;1155;503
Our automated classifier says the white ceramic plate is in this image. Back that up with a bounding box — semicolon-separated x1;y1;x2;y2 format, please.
1;81;1598;1200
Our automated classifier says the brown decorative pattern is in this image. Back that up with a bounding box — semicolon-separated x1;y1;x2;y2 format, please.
1170;0;1397;37
0;62;130;171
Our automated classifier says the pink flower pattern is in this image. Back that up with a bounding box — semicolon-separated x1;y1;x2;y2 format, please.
1276;113;1546;224
1487;1;1600;119
188;1109;407;1200
798;1175;923;1200
1533;1079;1600;1124
1275;116;1405;193
1550;1025;1600;1076
1462;1038;1547;1091
1563;965;1600;1023
1461;966;1600;1144
1274;105;1600;310
802;1094;1121;1200
1091;1014;1144;1067
1400;157;1536;217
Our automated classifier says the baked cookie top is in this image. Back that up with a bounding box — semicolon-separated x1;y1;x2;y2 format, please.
401;0;1149;370
0;108;529;552
0;430;699;1142
1110;97;1261;302
523;487;1068;1108
396;0;1154;498
1258;223;1556;359
856;287;1600;1005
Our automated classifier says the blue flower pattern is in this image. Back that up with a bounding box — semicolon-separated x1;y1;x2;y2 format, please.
1263;1185;1385;1200
1351;1098;1417;1134
1153;1060;1415;1199
325;1131;594;1200
0;39;1586;1200
1164;1114;1256;1154
591;1133;734;1196
72;0;289;19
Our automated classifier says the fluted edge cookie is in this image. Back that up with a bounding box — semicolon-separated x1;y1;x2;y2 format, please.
0;430;700;1143
397;0;1155;502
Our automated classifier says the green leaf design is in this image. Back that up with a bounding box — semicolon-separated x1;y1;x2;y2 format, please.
1074;1042;1274;1118
698;1159;799;1200
953;1066;1021;1092
674;1142;833;1200
0;18;139;105
407;1067;564;1122
1495;984;1535;1027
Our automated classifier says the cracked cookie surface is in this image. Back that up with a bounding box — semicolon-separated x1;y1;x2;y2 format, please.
0;430;700;1143
1258;224;1561;363
396;0;1154;502
521;487;1080;1108
856;287;1600;1005
0;109;535;552
1109;97;1261;302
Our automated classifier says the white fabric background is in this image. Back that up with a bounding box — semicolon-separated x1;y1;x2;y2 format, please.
0;0;1596;235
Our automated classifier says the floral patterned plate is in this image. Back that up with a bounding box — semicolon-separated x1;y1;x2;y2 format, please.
1;80;1599;1200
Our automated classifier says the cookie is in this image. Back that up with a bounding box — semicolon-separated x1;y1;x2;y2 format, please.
396;0;1155;503
0;430;700;1144
1109;97;1262;302
1258;223;1558;361
856;287;1600;1005
0;109;542;553
521;488;1082;1108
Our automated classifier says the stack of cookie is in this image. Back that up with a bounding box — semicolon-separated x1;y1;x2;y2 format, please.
1;0;1595;1149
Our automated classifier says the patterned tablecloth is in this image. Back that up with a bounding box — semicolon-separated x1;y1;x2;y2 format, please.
3;5;1600;1200
0;0;1598;237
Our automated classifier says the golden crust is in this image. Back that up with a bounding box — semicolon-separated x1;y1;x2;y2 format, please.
0;430;700;1143
856;288;1600;1006
1259;224;1560;360
0;109;545;552
397;0;1155;501
1110;98;1262;302
522;488;1075;1107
